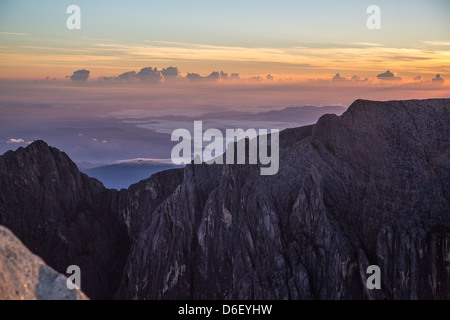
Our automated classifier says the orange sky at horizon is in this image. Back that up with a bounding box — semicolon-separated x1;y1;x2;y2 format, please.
1;40;450;82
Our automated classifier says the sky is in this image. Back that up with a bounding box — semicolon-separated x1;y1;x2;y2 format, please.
0;0;449;170
0;0;449;80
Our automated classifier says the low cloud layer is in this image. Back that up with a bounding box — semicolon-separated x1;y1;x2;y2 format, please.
332;73;368;82
186;71;233;82
63;65;450;86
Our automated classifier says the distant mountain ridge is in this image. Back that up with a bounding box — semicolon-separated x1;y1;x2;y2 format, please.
0;103;347;165
81;159;182;190
0;98;448;300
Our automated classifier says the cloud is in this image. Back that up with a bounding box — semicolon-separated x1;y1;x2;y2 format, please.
377;70;402;81
422;41;450;46
99;67;243;83
70;69;90;81
332;73;346;81
98;70;138;82
2;37;450;80
351;42;382;47
100;67;178;82
230;73;240;80
186;70;230;82
186;73;204;82
413;75;423;81
249;76;263;81
220;71;228;80
207;71;221;81
161;67;180;80
7;138;25;144
0;31;29;36
117;71;137;81
432;74;445;83
351;75;368;82
266;74;274;81
136;67;162;82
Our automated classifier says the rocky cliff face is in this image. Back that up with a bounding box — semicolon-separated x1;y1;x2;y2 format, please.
114;99;449;300
0;141;130;299
0;98;448;300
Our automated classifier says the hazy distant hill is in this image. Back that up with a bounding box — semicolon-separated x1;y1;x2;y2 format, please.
0;104;346;164
81;159;182;190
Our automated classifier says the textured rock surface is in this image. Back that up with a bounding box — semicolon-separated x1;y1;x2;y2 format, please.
0;141;130;299
0;226;88;300
0;98;449;300
115;99;449;300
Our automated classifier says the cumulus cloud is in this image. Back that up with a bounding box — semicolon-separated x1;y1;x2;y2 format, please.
117;71;137;81
136;67;162;82
377;70;402;80
230;73;240;80
351;75;368;82
332;73;346;81
186;70;230;82
66;66;277;84
249;76;263;81
413;75;423;81
70;69;90;82
220;71;228;80
186;73;204;82
161;67;179;80
7;138;25;144
432;74;445;83
98;70;139;82
207;71;221;81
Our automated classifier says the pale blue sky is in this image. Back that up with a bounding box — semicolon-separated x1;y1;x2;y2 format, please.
1;0;449;46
